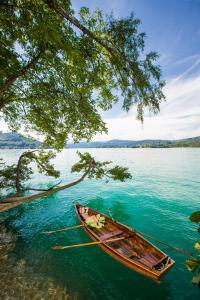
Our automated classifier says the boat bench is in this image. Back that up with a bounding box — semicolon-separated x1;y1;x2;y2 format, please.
138;256;157;269
99;229;123;241
116;246;132;257
135;254;167;269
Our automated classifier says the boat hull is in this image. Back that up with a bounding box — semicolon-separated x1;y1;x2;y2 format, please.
75;204;175;283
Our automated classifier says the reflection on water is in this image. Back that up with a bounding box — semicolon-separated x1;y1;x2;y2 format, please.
0;148;200;299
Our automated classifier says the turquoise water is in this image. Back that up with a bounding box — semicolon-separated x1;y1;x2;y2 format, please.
0;148;200;299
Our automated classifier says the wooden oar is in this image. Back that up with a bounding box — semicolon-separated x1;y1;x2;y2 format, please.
106;208;192;256
135;230;193;256
43;224;84;234
44;223;192;256
53;236;126;250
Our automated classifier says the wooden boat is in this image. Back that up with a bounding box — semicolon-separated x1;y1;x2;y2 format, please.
75;203;175;283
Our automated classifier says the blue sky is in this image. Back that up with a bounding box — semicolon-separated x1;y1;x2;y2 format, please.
72;0;200;140
73;0;200;78
1;0;200;140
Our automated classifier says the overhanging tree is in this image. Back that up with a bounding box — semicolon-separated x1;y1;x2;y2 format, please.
0;0;165;147
0;0;165;211
0;151;132;212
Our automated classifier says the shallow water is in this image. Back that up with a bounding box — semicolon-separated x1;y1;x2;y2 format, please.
0;148;200;299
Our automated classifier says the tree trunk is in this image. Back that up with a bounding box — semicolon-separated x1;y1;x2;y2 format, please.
0;162;92;213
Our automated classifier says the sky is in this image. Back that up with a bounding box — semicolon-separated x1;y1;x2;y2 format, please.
73;0;200;141
1;0;200;141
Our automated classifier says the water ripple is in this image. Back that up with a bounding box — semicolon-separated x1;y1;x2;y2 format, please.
0;148;200;299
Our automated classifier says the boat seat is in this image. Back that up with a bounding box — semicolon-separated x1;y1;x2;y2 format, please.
145;254;159;265
99;229;123;241
116;246;132;257
152;256;168;268
136;254;161;269
139;257;156;269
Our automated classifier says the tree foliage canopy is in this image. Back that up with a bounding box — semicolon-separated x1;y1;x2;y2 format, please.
71;151;132;182
0;150;59;195
0;149;132;213
0;0;165;149
0;150;132;198
0;1;164;213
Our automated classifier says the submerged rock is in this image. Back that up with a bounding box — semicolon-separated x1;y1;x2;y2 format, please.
0;224;75;299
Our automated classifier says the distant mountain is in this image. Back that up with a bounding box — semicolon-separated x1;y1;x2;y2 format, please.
67;137;200;148
0;132;199;149
0;132;41;149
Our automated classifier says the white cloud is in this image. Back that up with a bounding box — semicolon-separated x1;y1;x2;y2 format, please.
94;75;200;141
1;72;200;142
173;58;200;82
173;54;200;66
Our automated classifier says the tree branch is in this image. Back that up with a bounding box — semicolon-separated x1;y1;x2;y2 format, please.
24;180;62;192
14;150;37;196
44;1;137;92
44;0;113;55
0;47;45;110
0;160;93;213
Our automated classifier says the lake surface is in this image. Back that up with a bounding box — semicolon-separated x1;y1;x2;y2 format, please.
0;148;200;299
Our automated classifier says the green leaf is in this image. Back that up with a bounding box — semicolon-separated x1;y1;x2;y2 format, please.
71;152;132;182
108;166;132;182
192;272;200;285
194;242;200;251
190;211;200;223
186;258;199;272
1;1;165;149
